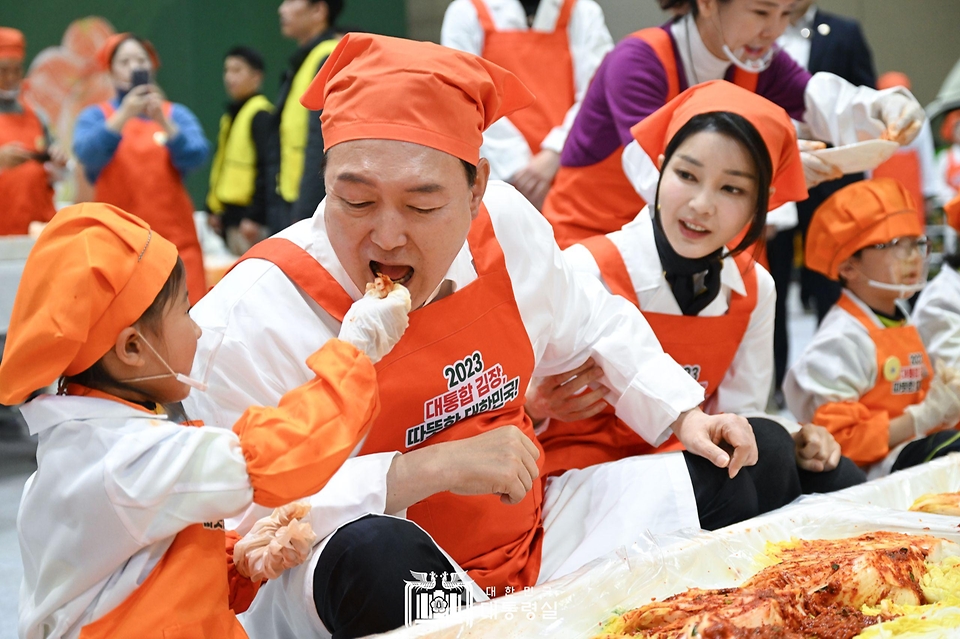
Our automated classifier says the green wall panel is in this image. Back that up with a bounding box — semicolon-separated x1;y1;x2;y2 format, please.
5;0;406;206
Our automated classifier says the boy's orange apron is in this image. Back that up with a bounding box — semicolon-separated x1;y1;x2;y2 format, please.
543;27;759;249
469;0;576;155
95;102;206;304
538;234;757;476
835;295;930;419
237;205;544;592
0;101;55;235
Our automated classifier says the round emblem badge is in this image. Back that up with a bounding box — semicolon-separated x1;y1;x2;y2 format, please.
883;356;901;382
153;131;168;146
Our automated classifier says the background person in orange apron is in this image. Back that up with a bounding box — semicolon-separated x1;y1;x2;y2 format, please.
785;179;960;479
440;0;613;209
184;34;761;638
541;0;926;249
73;33;210;304
0;27;65;236
531;82;863;529
937;110;960;203
2;202;408;639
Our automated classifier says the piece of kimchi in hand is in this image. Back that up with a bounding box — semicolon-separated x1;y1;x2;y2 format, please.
596;532;960;639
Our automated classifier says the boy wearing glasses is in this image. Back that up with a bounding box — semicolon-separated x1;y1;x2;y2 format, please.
785;178;960;479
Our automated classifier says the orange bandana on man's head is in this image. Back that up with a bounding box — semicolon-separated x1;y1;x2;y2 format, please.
629;80;807;211
299;33;535;165
0;203;178;405
805;178;924;281
0;27;25;62
96;32;161;71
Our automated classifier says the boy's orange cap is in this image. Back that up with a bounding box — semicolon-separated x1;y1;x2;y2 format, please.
805;178;924;280
96;32;161;71
299;33;535;165
629;80;808;211
0;203;177;405
0;27;25;62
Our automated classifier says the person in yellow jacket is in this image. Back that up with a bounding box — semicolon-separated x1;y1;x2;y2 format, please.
207;46;274;255
269;0;344;233
1;202;412;638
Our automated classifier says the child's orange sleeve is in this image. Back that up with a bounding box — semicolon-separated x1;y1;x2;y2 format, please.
812;400;890;466
232;339;380;508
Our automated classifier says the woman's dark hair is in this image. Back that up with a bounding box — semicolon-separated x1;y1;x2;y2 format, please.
62;258;186;394
655;111;773;258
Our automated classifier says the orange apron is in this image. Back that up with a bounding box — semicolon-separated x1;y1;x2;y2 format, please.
543;27;759;249
236;206;544;592
538;234;757;477
836;294;930;420
469;0;576;154
873;149;925;228
0;101;55;235
945;147;960;195
95;102;206;304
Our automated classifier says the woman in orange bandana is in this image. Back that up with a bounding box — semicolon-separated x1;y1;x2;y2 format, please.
532;82;864;527
73;33;210;304
785;178;960;478
2;203;409;638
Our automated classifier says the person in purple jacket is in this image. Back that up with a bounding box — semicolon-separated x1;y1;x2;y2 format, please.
542;0;926;249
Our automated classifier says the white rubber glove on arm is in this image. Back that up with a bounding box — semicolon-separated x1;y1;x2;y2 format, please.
872;91;925;145
234;502;317;582
905;376;960;437
338;284;412;364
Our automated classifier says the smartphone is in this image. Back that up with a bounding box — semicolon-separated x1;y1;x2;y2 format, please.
131;69;151;88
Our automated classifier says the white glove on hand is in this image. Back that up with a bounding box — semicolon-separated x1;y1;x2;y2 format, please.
905;376;960;437
799;139;844;188
234;502;317;582
872;91;925;145
338;284;411;364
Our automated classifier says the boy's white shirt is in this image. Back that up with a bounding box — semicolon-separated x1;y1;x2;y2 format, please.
914;266;960;370
16;395;253;639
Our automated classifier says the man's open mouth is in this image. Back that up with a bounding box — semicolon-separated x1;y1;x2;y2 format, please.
370;261;414;286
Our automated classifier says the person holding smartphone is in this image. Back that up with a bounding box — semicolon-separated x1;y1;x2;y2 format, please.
73;33;210;303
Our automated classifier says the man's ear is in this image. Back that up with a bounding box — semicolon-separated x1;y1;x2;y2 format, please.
113;327;147;368
470;158;491;220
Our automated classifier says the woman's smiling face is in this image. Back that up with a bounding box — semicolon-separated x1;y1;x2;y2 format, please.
657;130;759;259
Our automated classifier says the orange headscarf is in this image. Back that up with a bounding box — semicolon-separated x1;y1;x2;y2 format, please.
877;71;911;91
805;178;924;280
941;110;960;144
0;203;178;405
0;27;25;61
629;80;808;211
299;33;535;165
96;32;161;71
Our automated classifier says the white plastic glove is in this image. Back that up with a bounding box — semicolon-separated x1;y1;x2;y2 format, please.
871;91;925;145
798;140;843;188
935;359;960;387
234;502;317;582
338;283;412;364
905;376;960;437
